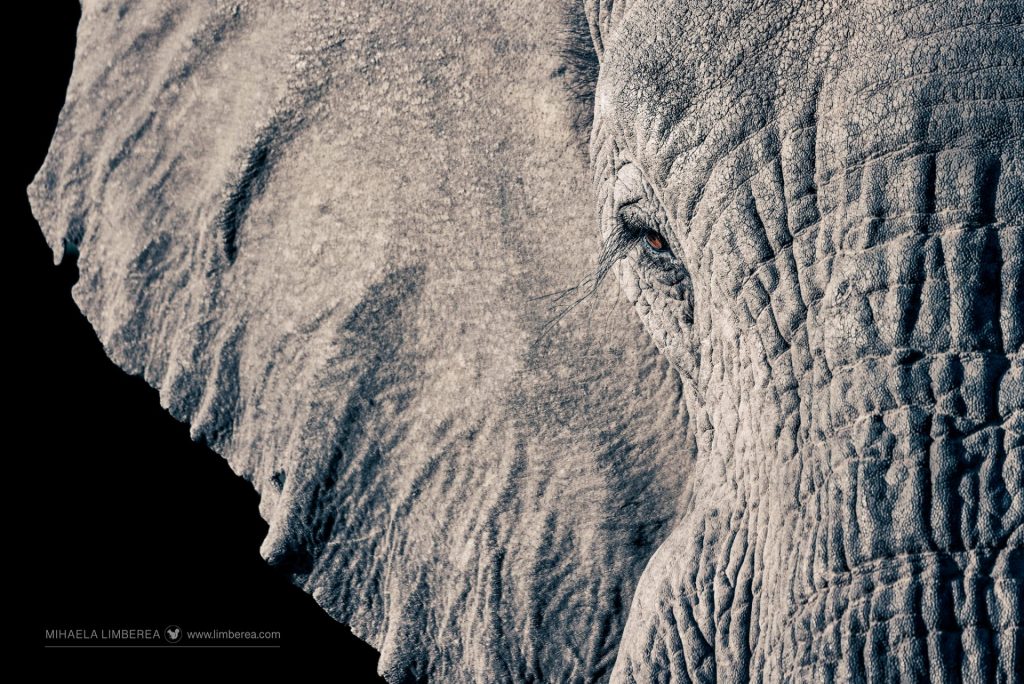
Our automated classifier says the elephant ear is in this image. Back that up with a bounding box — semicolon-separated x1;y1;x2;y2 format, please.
30;2;694;680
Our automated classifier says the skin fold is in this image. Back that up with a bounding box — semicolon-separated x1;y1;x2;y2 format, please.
30;0;1020;681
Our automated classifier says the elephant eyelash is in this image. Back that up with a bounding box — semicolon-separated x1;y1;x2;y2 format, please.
532;210;670;341
531;221;642;342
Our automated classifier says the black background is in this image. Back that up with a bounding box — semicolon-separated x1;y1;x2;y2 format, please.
15;3;384;674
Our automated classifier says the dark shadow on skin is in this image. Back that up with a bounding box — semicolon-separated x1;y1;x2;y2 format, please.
219;135;273;264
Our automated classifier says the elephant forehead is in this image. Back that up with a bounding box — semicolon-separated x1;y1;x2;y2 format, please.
596;0;814;190
597;2;706;156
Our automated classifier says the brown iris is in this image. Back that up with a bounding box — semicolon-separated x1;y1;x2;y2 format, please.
645;230;668;252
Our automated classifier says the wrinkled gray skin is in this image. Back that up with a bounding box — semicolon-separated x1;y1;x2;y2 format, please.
589;2;1021;681
30;1;1021;682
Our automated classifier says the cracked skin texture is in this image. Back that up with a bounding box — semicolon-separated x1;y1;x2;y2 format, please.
29;0;1021;682
590;0;1021;681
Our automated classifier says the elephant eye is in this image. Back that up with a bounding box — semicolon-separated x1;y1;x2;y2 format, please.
644;229;670;253
615;205;675;260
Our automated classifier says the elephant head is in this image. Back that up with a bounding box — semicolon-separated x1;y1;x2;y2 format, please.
584;0;1022;680
30;0;1020;681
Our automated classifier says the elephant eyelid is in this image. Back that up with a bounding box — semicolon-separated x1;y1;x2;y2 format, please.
615;205;651;241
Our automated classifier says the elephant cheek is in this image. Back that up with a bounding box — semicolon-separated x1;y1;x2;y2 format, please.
619;261;703;386
613;290;1019;684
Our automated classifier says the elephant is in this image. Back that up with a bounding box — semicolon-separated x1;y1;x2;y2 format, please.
28;0;1020;682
